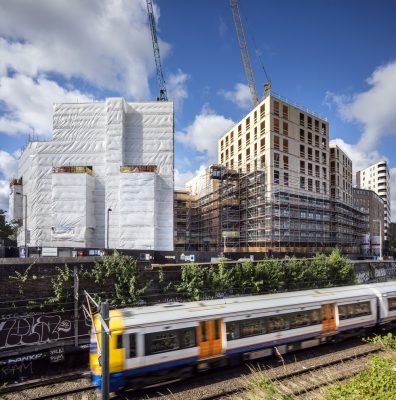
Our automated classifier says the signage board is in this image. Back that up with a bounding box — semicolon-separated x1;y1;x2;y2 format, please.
42;247;58;257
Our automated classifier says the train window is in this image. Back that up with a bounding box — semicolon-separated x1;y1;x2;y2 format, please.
338;302;371;320
116;334;123;349
201;321;207;342
226;321;240;341
129;334;136;358
214;320;220;340
290;312;310;329
310;309;321;325
388;297;396;311
180;328;196;348
240;317;266;337
145;330;180;355
267;316;288;333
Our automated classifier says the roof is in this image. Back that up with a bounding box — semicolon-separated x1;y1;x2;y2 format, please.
118;282;396;327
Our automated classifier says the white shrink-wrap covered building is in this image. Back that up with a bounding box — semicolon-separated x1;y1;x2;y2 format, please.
9;98;174;251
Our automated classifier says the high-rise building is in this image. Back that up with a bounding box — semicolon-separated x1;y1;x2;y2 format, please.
356;161;391;240
9;98;174;252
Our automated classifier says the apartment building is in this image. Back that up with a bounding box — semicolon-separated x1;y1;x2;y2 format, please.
174;189;197;251
174;94;367;255
356;161;391;240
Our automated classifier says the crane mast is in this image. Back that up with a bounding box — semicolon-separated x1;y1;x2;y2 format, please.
146;0;168;101
230;0;259;107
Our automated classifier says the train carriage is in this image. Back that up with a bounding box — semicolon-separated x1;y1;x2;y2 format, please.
90;282;396;392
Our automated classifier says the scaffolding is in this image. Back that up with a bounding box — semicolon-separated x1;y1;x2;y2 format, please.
179;164;365;255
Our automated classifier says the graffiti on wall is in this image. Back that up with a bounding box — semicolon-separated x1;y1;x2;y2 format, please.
0;315;72;349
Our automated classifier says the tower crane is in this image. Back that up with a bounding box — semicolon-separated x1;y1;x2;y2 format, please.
230;0;271;107
146;0;168;101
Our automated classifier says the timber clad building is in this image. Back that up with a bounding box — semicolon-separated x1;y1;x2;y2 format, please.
177;93;368;255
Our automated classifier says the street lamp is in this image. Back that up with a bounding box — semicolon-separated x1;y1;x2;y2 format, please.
15;192;27;257
106;208;112;249
373;218;382;259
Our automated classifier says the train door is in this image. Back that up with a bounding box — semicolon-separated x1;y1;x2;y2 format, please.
321;304;336;333
123;330;141;372
198;319;223;358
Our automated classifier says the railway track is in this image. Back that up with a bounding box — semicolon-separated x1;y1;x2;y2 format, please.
198;346;380;400
124;340;382;400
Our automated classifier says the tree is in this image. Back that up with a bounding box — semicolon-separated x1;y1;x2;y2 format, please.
0;209;17;241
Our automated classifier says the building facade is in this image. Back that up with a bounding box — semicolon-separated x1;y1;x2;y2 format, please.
356;161;391;240
10;98;174;252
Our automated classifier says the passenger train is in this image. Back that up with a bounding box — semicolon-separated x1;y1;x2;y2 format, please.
90;282;396;392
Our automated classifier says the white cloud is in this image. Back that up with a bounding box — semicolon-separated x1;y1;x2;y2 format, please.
219;83;252;110
174;169;195;190
0;150;18;211
326;60;396;151
166;69;189;113
0;180;9;211
175;105;235;160
0;150;18;179
0;0;169;100
0;74;92;137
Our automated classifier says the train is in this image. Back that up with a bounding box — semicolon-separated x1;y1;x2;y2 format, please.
89;281;396;392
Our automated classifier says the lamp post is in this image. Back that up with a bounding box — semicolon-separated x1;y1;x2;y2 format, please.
106;208;112;250
373;218;382;259
16;192;27;257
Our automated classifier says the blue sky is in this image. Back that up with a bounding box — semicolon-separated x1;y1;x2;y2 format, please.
0;0;396;216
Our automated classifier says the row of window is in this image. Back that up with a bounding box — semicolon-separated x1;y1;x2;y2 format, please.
299;113;327;135
300;129;327;147
226;309;321;341
116;299;396;358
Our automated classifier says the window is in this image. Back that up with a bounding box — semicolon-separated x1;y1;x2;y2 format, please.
246;117;250;130
230;145;234;157
238;139;242;152
220;140;224;150
274;118;280;133
254;126;257;141
283;121;288;136
308;147;313;160
254;143;257;157
225;149;229;160
322;137;327;148
246;132;250;146
315;135;319;147
388;297;396;311
274;152;280;168
238;124;242;136
129;333;136;358
300;113;305;126
283;155;289;170
116;334;123;349
274;170;280;184
308;178;313;191
307;116;312;130
283;138;288;153
321;123;326;135
308;163;313;176
315;180;320;193
246;148;250;161
300;129;305;142
274;100;280;116
260;138;265;151
261;155;265;168
308;131;312;145
274;136;280;150
322;152;327;164
338;302;371;320
241;318;266;338
300;177;305;189
284;172;289;186
225;136;229;146
315;150;320;163
145;330;180;355
230;131;234;141
282;105;288;119
221;153;224;163
315;165;320;178
260;121;265;135
314;119;319;132
260;104;265;119
254;110;257;124
300;160;305;174
180;328;196;348
300;144;305;158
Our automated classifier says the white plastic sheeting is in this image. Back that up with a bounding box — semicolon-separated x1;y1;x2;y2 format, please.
14;98;174;251
9;184;23;223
